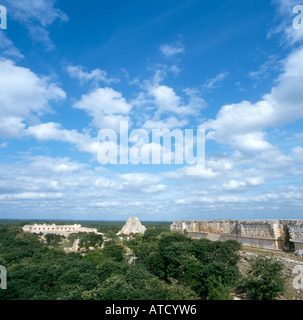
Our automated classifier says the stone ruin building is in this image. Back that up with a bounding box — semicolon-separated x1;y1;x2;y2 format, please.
171;219;303;255
117;216;146;235
22;223;100;237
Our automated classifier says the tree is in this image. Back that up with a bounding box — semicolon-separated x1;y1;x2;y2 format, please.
96;259;127;283
191;239;241;266
82;265;198;300
204;276;233;300
130;241;158;270
56;260;99;295
196;262;239;299
149;232;192;280
0;224;243;301
244;255;286;300
102;240;126;262
78;233;103;249
44;233;63;246
82;249;104;265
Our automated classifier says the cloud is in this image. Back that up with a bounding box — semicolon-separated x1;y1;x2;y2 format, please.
94;177;116;188
91;201;119;208
147;84;198;116
131;68;206;135
269;0;303;45
255;146;303;172
230;132;274;153
127;140;174;165
117;172;165;194
201;46;303;152
204;72;229;90
26;25;55;49
184;166;221;179
3;0;68;25
27;120;179;166
119;173;161;186
0;117;26;138
183;88;207;111
150;85;183;112
201;100;275;151
169;64;181;75
0;192;63;200
0;156;91;199
222;177;265;192
222;180;247;191
132;68;206;125
0;31;24;59
74;87;132;130
66;64;119;85
159;42;184;58
2;0;68;48
0;59;65;118
27;122;101;155
165;164;220;180
246;177;265;186
0;59;66;138
142;184;167;193
248;55;280;81
143;117;188;129
28;156;88;174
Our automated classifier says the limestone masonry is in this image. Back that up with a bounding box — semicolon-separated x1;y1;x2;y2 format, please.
22;223;100;236
117;217;146;235
170;219;303;254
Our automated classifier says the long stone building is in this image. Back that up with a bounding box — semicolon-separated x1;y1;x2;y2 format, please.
22;223;100;237
170;219;303;254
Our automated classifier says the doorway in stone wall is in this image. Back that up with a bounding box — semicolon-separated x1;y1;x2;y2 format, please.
284;225;295;252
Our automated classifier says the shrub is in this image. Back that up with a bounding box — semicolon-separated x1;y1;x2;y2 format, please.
244;255;285;300
204;276;233;300
196;262;239;299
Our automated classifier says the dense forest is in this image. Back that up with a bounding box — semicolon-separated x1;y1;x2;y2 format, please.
0;221;286;300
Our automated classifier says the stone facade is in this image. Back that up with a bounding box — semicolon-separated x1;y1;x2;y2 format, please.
170;219;303;252
22;223;99;236
117;217;146;235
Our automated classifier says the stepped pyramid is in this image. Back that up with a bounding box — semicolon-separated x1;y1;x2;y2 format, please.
117;217;146;235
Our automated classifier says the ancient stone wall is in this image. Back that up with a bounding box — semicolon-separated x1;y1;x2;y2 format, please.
170;219;303;253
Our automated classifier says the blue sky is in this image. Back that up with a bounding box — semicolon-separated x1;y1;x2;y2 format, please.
0;0;303;221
